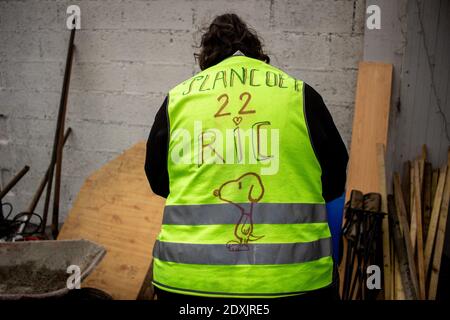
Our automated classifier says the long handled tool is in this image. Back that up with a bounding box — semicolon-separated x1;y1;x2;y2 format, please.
41;19;76;239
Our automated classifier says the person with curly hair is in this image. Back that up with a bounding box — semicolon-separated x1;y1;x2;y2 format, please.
145;13;348;302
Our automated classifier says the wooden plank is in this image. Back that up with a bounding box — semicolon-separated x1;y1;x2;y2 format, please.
410;164;417;252
346;62;393;200
377;143;391;300
424;166;447;277
419;148;426;190
394;255;405;300
393;173;419;299
428;162;450;299
402;161;411;222
413;160;426;299
431;169;439;205
58;142;165;300
421;145;428;164
389;191;417;299
423;162;432;239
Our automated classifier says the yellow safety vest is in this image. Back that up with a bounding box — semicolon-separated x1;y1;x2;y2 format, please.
152;55;333;298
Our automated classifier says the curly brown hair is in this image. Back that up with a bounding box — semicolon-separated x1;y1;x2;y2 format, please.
195;13;270;70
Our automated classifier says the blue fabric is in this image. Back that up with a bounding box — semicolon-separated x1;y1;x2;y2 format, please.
326;193;345;262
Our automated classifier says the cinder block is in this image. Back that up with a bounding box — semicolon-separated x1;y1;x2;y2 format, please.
71;62;125;92
0;67;5;88
285;69;358;105
0;143;14;171
59;175;87;213
273;0;355;33
38;30;70;62
3;62;63;91
329;34;364;69
64;119;148;152
0;89;12;117
122;62;193;94
107;93;166;126
66;91;110;122
102;92;164;126
354;0;367;34
66;91;164;126
0;0;59;31
6;117;57;148
122;0;193;30
0;114;8;141
5;142;52;175
61;147;119;177
265;32;331;70
74;30;193;64
0;31;42;61
0;88;60;119
193;0;271;32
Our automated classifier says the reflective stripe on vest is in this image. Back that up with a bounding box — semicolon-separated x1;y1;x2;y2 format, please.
154;238;331;265
152;55;333;297
163;203;328;225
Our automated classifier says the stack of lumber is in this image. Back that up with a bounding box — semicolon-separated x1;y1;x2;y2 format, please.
387;146;450;300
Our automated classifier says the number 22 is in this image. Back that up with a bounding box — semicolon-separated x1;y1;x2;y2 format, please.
214;92;256;118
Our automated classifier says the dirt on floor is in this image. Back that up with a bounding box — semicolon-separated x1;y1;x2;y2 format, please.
0;262;69;295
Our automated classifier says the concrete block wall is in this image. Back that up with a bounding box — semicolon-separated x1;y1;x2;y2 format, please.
0;0;365;222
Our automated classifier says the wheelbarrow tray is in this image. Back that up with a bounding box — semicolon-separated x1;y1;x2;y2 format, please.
0;239;106;299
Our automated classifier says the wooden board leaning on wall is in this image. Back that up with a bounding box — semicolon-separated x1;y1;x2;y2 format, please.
340;61;393;299
58;141;165;300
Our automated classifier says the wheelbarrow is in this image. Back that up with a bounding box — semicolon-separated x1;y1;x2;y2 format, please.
0;239;106;299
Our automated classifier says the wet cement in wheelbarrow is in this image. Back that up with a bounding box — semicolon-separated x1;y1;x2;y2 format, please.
0;262;69;294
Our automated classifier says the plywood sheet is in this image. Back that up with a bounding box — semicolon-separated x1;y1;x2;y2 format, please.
346;62;393;199
58;141;164;300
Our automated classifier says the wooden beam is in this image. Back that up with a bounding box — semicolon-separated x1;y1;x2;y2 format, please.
388;195;417;300
402;161;411;222
393;173;419;299
377;143;391;299
413;160;426;299
346;62;393;200
424;166;447;277
431;169;439;204
421;145;428;164
394;255;405;300
423;162;432;240
410;165;417;253
428;161;450;300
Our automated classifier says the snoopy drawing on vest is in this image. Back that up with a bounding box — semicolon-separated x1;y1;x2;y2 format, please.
213;172;265;251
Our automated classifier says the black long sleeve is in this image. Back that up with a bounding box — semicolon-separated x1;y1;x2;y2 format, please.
145;85;348;201
304;83;348;202
145;96;169;198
